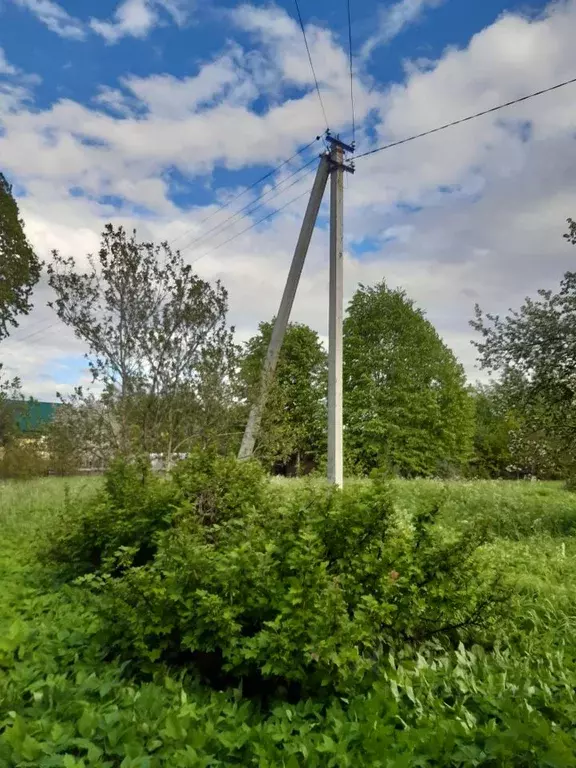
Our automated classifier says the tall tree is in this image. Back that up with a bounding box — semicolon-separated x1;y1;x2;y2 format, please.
47;224;236;460
471;218;576;475
0;173;41;340
240;321;327;474
344;282;474;476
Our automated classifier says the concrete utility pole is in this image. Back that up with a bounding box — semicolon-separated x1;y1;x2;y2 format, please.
238;154;330;461
327;140;344;487
326;135;354;487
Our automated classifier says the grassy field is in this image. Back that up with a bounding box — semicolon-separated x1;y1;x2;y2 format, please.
1;475;576;766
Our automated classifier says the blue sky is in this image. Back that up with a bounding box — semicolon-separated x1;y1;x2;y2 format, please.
0;0;575;398
2;1;540;107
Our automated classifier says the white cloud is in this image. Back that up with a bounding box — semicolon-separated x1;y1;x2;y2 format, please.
0;48;18;75
11;0;85;40
0;81;34;114
2;1;576;397
362;0;446;59
90;0;156;43
354;1;576;213
90;0;193;43
158;0;190;26
122;50;254;117
232;4;375;131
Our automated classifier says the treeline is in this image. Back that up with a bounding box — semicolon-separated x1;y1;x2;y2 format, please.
1;171;576;480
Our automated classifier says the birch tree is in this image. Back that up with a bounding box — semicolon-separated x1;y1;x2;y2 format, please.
47;224;236;460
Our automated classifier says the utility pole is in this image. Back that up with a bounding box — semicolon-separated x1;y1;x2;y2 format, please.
326;135;354;487
238;154;330;460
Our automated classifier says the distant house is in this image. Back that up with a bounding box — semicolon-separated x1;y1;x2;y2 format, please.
12;401;59;434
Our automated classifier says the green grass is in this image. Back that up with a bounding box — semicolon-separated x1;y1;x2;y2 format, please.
0;476;101;537
1;476;576;766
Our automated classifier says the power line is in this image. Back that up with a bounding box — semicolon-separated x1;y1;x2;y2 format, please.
355;76;576;160
8;320;46;342
178;155;319;255
346;0;356;146
293;0;329;130
189;187;313;267
11;144;324;349
181;163;317;257
169;136;321;248
10;322;59;344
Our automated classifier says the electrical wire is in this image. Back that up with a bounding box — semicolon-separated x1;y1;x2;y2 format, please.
7;320;45;342
346;0;355;146
293;0;329;130
10;322;59;344
12;144;324;349
18;177;317;343
169;136;321;247
189;187;313;267
178;155;319;255
355;76;576;160
14;80;576;354
12;185;314;349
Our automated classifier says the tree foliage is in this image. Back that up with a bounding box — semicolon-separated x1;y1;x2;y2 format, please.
0;440;47;479
471;218;576;475
469;377;566;479
0;371;46;479
0;372;24;448
344;282;474;476
240;321;327;473
470;383;516;478
45;392;115;475
47;225;236;460
0;173;41;340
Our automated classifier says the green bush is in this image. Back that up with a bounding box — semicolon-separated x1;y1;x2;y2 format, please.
2;564;575;767
46;455;507;695
0;440;47;479
41;458;179;578
42;453;269;578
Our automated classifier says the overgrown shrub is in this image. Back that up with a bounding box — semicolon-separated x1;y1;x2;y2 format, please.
42;452;268;578
41;458;178;578
171;448;269;525
2;552;575;767
44;454;507;696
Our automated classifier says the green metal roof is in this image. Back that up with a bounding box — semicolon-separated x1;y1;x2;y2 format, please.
12;401;58;433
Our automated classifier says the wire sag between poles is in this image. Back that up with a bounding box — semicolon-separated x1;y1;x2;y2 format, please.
355;76;576;160
178;157;319;255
